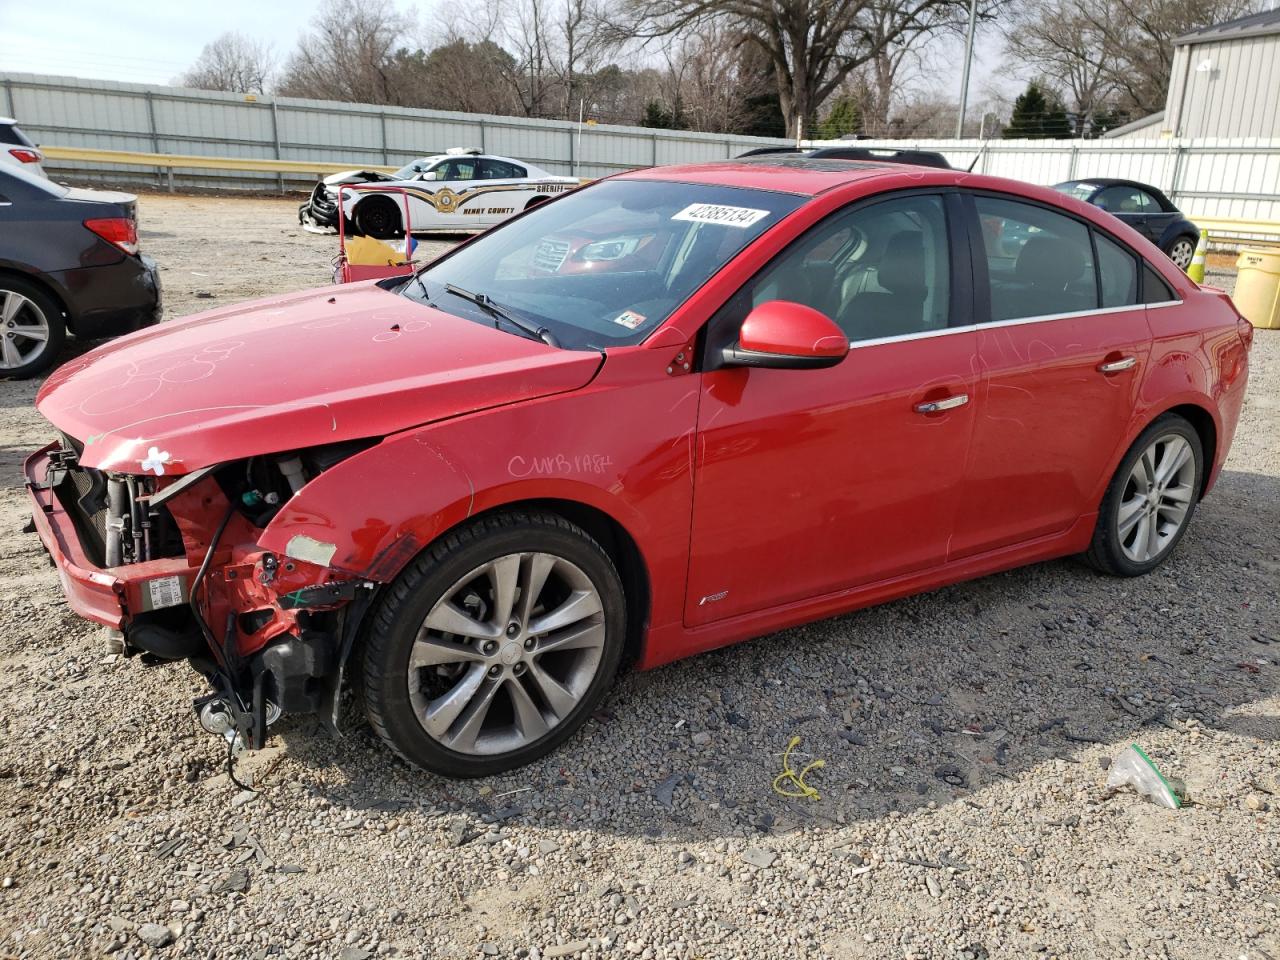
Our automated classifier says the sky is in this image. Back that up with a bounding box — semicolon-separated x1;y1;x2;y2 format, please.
0;0;1013;105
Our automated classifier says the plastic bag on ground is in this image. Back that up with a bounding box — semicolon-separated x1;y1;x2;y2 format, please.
1106;743;1182;809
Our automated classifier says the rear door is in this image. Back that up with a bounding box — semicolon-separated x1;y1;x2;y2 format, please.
949;193;1152;559
686;192;980;626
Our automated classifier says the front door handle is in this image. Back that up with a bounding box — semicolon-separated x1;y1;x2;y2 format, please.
914;393;969;414
1098;356;1137;373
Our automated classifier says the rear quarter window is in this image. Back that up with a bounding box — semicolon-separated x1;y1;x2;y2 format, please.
1142;263;1179;304
0;124;36;148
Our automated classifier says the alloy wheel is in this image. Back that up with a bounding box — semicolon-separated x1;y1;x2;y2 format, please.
1168;238;1195;270
1116;433;1197;563
407;552;606;755
0;289;51;371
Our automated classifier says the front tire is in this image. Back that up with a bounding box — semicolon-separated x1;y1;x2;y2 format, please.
363;511;627;777
355;197;403;239
1084;414;1203;576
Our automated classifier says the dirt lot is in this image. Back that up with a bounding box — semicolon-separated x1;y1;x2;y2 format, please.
0;193;1277;960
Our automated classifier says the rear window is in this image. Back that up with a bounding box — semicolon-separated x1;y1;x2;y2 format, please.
0;164;67;199
0;123;37;148
1055;182;1099;202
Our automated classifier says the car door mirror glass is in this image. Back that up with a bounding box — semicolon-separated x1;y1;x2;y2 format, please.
723;300;849;369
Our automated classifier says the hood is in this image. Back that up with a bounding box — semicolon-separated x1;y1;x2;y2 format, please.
38;283;603;475
321;169;396;187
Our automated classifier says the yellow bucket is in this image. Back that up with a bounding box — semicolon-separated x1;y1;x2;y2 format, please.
1234;248;1280;329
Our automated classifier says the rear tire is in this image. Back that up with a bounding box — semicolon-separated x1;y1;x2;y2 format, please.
524;195;550;211
1165;235;1196;272
355;197;403;240
1084;414;1203;576
0;275;65;379
363;511;627;777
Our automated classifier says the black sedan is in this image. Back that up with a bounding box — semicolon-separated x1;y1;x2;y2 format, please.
1054;178;1200;271
0;164;161;378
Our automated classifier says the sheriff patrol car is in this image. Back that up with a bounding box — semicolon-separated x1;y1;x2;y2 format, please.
336;149;581;237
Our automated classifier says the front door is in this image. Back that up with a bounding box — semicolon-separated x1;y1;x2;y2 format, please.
686;192;978;626
950;194;1152;558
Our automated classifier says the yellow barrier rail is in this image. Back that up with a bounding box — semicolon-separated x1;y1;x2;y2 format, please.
40;146;396;188
1195;216;1280;246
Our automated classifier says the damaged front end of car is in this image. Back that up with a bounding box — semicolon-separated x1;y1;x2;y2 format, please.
25;435;379;755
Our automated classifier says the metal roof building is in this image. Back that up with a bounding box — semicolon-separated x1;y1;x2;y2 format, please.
1162;7;1280;138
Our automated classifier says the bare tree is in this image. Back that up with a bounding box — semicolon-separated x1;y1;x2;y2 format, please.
1004;0;1118;129
178;32;273;94
653;26;775;133
616;0;988;138
276;0;414;104
1005;0;1260;123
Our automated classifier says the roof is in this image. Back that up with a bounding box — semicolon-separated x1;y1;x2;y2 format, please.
617;158;915;197
1102;111;1165;138
1175;7;1280;44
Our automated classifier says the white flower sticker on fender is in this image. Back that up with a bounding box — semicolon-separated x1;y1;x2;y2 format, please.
141;446;171;476
671;203;770;228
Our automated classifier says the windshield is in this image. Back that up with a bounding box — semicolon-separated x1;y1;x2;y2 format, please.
393;158;437;179
401;179;803;349
1055;181;1099;201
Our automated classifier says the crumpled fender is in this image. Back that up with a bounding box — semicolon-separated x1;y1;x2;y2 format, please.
255;348;700;632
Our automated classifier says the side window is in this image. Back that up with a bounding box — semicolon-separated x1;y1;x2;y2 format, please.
438;159;477;181
479;159;525;179
1142;263;1178;304
750;194;951;342
975;196;1098;321
1095;186;1155;214
1094;232;1139;307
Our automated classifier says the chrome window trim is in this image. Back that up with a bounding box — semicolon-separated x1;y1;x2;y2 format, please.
848;299;1181;349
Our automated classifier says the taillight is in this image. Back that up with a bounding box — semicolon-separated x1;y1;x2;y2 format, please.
84;217;139;256
1238;314;1254;350
8;148;41;164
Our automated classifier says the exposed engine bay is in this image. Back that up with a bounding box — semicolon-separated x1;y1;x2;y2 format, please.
35;435;381;761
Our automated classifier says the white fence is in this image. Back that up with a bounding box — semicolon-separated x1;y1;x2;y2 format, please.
4;72;1278;236
811;137;1280;229
0;72;791;191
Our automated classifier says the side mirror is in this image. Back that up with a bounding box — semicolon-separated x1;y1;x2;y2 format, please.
721;300;849;370
419;170;438;181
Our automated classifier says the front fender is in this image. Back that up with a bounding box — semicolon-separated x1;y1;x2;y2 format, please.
256;347;700;632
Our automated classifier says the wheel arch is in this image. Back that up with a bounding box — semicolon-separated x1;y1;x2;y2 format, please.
459;498;651;667
1161;228;1199;256
1162;402;1217;496
0;265;71;324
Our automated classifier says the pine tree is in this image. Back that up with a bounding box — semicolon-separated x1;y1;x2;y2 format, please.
818;96;862;139
1004;82;1073;139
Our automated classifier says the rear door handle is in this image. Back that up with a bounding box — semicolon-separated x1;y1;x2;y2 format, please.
914;393;969;414
1097;356;1137;373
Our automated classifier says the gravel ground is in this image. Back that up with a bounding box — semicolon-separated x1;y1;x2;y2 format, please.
0;196;1277;960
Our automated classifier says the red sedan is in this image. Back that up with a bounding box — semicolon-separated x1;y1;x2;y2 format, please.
26;159;1252;777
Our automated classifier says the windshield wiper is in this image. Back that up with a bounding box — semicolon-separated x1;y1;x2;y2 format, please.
443;284;560;347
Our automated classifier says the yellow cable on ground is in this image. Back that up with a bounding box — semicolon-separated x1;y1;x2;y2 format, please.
772;736;825;801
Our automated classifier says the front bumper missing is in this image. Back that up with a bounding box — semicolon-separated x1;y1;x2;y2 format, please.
25;442;193;628
26;441;374;749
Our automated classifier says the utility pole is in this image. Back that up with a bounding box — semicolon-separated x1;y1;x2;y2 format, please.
955;0;979;138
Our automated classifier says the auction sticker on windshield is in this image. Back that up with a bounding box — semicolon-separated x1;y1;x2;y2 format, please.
672;203;770;228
